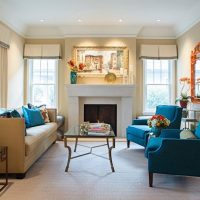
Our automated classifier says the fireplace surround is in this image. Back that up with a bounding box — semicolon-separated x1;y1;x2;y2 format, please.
66;84;134;137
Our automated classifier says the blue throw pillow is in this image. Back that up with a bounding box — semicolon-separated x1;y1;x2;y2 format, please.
10;109;21;118
195;122;200;139
22;106;45;128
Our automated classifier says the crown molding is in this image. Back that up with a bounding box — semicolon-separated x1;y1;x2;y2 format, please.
0;18;26;38
175;17;200;38
64;34;137;38
136;36;176;40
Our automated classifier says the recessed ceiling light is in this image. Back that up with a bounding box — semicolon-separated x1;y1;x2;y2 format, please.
118;19;123;23
77;19;83;23
156;19;161;22
40;19;47;22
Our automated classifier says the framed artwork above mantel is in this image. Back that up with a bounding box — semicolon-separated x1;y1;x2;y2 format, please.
73;46;129;76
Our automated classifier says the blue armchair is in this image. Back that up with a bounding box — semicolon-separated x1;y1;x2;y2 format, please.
145;128;200;187
126;105;182;148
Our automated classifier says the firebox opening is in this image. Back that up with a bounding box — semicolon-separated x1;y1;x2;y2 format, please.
84;104;117;136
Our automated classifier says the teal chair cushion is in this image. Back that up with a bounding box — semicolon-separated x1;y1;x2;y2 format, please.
127;125;151;139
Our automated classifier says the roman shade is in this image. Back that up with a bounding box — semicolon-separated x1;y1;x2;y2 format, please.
140;45;177;60
0;23;11;49
24;44;61;59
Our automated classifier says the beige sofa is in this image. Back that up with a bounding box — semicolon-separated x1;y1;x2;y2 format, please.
0;108;57;178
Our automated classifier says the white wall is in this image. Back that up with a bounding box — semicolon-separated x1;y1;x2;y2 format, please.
0;21;25;108
177;21;200;95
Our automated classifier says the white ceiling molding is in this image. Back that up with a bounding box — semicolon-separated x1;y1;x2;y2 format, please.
24;25;141;39
175;17;200;38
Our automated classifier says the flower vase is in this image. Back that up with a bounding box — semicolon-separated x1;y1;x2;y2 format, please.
179;100;188;108
70;71;77;84
151;127;162;137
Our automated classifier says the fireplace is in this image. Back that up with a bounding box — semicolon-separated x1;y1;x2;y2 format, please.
66;84;134;137
84;104;117;135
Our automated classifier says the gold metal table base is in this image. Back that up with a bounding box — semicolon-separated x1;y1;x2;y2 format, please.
64;137;115;172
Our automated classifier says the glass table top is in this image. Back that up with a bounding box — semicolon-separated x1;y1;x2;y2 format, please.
64;123;115;137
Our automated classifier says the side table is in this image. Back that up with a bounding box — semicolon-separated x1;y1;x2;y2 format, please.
181;118;198;129
0;146;8;192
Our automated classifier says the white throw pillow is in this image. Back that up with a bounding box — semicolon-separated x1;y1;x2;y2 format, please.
180;130;197;139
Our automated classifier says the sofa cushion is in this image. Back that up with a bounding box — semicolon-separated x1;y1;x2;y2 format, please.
25;122;57;156
145;137;163;158
22;106;45;128
127;125;151;139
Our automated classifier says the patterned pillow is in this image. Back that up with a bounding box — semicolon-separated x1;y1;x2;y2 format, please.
39;106;50;123
0;109;21;118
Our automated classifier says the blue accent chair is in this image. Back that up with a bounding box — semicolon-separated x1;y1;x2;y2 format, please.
145;127;200;187
126;105;183;148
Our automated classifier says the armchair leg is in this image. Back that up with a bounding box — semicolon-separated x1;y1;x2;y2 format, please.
127;140;130;148
149;172;153;187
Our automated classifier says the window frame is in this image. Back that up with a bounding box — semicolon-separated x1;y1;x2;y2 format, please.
143;59;175;115
27;59;58;108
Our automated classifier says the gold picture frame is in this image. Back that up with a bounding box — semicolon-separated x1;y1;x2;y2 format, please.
73;46;129;75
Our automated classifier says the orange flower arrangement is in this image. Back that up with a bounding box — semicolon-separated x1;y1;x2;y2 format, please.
147;115;170;128
67;59;86;72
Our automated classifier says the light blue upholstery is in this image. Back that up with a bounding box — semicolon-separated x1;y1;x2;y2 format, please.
126;105;182;148
145;127;200;187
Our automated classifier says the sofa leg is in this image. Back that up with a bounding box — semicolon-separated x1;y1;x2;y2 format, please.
127;140;130;148
16;173;26;179
149;172;153;187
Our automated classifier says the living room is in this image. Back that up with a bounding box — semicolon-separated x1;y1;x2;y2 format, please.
0;0;200;199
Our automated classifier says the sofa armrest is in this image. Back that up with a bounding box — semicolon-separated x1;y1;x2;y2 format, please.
0;118;26;173
148;139;200;175
159;129;181;139
47;108;57;122
132;119;148;125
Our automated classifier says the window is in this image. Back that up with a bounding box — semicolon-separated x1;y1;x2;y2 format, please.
143;59;175;113
28;59;58;108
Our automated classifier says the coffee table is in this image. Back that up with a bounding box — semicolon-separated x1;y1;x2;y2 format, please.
64;124;115;172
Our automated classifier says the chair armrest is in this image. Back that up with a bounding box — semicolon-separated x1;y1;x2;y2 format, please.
0;118;26;173
132;119;148;125
159;129;181;139
148;139;200;175
47;108;57;122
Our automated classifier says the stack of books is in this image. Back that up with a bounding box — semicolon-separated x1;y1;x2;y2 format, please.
87;123;111;136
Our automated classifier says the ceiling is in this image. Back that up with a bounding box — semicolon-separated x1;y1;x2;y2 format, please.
0;0;200;38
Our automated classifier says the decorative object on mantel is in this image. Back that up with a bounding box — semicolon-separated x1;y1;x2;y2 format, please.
175;77;191;108
67;59;85;84
105;72;117;83
147;114;170;137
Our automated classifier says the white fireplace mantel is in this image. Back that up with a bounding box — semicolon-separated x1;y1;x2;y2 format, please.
66;84;135;137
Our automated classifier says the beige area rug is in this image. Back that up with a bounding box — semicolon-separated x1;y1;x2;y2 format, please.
1;141;200;200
